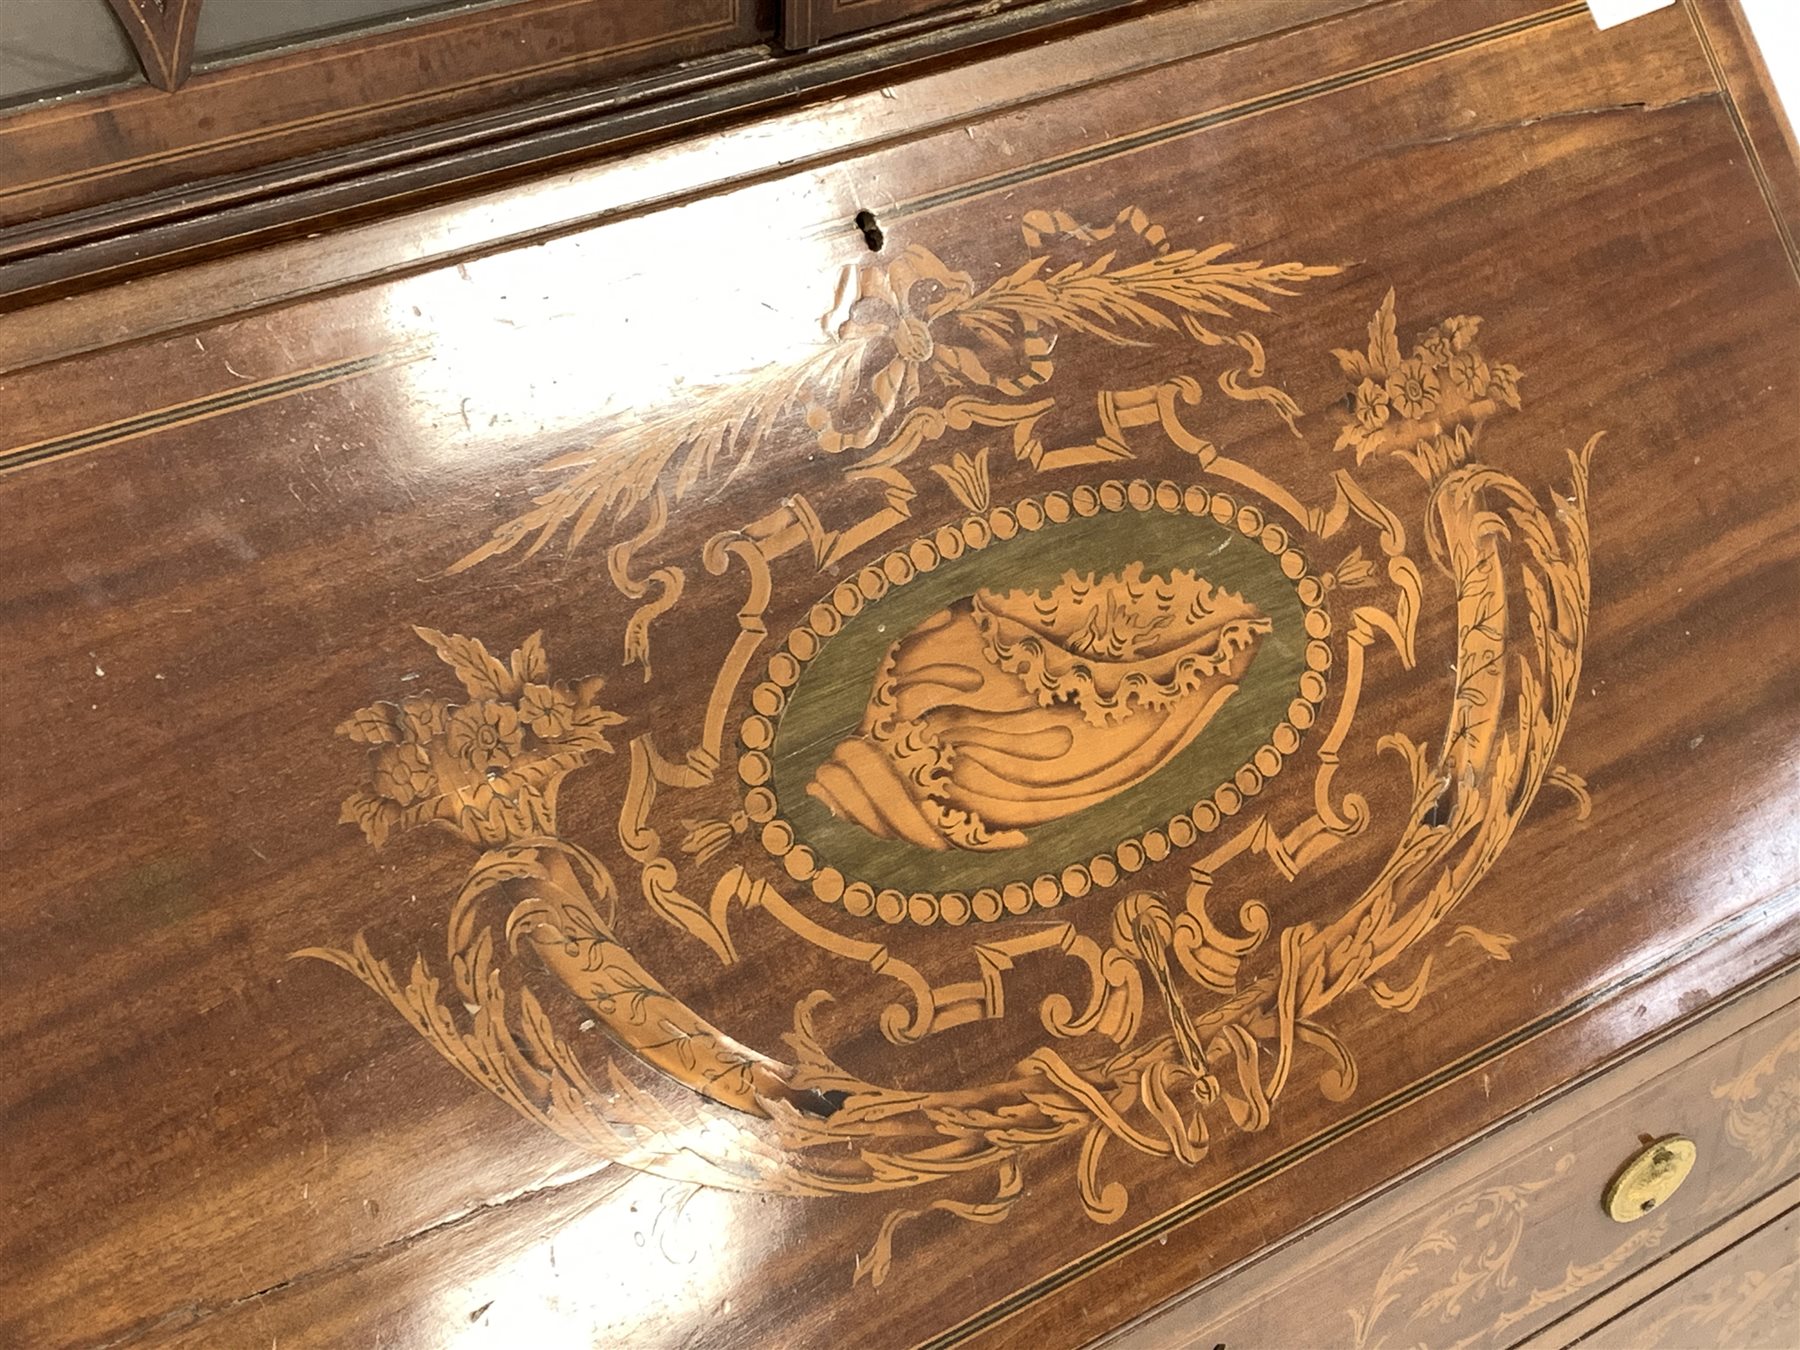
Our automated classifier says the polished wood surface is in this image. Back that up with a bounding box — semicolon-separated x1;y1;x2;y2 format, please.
1;2;1796;1346
0;0;1371;350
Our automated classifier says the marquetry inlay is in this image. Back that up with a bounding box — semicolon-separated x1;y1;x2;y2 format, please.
747;481;1331;922
303;205;1601;1281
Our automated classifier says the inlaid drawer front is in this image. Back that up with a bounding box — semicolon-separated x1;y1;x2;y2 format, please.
1583;1204;1800;1350
1113;986;1800;1349
1708;1019;1800;1217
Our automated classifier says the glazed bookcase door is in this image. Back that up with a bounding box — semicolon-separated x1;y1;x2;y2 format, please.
0;0;774;231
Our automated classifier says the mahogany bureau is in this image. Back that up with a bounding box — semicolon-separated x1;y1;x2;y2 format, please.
1;2;1796;1347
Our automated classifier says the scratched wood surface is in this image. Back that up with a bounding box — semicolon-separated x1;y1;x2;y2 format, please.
0;2;1797;1347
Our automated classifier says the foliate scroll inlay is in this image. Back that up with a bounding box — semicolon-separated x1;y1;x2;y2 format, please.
1611;1260;1799;1349
1707;1024;1800;1214
1347;1157;1667;1350
300;205;1602;1282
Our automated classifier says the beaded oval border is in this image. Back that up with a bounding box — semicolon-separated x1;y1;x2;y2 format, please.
737;479;1333;926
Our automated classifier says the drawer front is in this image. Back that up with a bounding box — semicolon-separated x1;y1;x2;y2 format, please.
1583;1202;1800;1350
1111;976;1800;1349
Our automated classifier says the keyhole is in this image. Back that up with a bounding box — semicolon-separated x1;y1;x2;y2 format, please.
855;209;884;251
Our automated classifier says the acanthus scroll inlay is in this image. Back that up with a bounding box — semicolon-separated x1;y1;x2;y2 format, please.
300;205;1601;1282
1346;1156;1668;1350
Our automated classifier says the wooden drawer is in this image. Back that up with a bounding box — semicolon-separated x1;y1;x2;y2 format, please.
1109;971;1800;1348
1580;1200;1800;1349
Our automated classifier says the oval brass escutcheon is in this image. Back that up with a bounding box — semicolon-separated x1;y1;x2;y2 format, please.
1603;1135;1698;1222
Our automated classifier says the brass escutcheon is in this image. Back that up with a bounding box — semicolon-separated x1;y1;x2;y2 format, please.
1603;1135;1697;1222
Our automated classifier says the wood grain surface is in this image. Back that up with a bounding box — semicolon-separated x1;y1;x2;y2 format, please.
0;2;1796;1347
0;0;1371;366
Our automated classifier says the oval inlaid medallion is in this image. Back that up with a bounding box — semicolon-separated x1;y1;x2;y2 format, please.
740;480;1331;923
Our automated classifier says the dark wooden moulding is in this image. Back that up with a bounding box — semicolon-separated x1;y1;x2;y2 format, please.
0;2;1796;1348
0;0;1152;307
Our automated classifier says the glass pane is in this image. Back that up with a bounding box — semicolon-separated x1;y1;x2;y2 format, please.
192;0;517;63
0;0;140;110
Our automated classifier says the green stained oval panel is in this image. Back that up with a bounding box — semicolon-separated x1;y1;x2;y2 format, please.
743;485;1328;915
